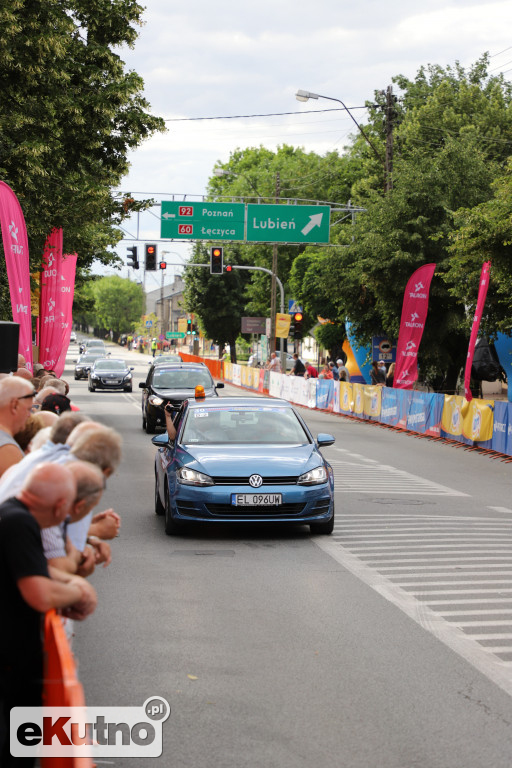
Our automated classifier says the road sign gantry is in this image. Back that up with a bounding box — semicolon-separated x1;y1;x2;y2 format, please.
160;201;331;244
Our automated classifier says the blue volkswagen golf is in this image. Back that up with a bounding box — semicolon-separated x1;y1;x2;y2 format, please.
152;396;335;536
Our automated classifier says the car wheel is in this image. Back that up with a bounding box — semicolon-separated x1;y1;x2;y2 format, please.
88;383;95;392
145;413;156;434
124;385;133;393
310;509;335;535
154;470;165;516
74;375;78;380
142;411;147;430
164;488;182;535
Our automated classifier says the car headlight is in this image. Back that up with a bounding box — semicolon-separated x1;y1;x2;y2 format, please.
149;395;164;406
124;373;132;380
298;466;327;485
177;467;213;486
91;374;99;379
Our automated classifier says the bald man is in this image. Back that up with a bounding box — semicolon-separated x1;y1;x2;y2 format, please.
0;463;97;766
0;377;36;477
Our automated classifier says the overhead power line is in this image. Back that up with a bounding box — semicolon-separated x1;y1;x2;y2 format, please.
163;107;370;123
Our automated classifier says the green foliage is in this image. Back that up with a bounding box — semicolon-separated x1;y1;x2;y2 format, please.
0;0;165;319
182;245;253;362
87;275;144;334
314;322;346;361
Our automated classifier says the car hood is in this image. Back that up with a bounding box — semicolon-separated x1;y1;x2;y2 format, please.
152;387;216;399
178;443;322;477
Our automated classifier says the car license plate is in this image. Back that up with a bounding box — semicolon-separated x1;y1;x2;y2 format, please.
107;379;121;384
231;493;282;506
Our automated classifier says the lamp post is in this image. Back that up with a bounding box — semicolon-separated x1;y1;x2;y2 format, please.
295;89;388;185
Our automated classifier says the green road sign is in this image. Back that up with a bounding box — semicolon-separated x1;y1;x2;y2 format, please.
161;201;245;241
246;204;330;244
166;331;185;339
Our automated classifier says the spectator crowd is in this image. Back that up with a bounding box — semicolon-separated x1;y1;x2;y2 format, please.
0;354;123;767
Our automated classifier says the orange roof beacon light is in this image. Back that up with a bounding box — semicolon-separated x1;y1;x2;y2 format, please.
195;385;206;399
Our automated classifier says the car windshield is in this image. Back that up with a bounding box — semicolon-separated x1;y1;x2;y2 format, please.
94;360;126;371
152;368;213;390
154;355;181;363
79;354;102;362
181;406;309;445
87;342;104;347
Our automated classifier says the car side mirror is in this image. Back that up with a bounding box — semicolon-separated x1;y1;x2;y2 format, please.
151;434;168;447
139;381;146;388
317;433;335;447
130;367;134;371
216;382;225;389
73;359;77;363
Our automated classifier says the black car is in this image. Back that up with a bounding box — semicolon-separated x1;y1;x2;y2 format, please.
74;353;107;380
88;358;134;392
79;339;106;355
139;363;224;433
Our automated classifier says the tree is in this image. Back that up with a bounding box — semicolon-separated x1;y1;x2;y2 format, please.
320;56;512;391
182;246;252;362
90;276;144;335
0;0;165;319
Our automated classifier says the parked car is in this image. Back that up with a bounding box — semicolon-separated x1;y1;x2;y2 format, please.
152;396;335;536
88;358;134;392
139;362;224;434
79;338;106;355
69;331;77;343
74;352;106;380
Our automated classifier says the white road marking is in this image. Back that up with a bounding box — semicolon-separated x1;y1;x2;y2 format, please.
488;506;512;514
315;538;512;698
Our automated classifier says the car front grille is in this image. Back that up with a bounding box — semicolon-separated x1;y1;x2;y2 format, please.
205;502;306;517
213;476;298;486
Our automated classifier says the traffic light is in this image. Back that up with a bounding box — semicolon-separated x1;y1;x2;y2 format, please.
186;318;192;335
210;246;223;274
224;264;232;272
293;312;304;339
145;243;157;271
127;246;139;270
159;261;167;270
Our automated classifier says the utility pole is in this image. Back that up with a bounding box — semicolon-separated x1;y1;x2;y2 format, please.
385;85;396;193
269;171;280;354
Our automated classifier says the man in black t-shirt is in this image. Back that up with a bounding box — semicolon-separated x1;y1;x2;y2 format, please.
0;462;97;768
290;353;306;377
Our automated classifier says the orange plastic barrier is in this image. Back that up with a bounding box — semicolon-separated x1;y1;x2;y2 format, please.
42;610;92;768
179;352;223;380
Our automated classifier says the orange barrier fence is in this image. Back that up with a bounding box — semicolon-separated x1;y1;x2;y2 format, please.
42;610;92;768
179;352;223;380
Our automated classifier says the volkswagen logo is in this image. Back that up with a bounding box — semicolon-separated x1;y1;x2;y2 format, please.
249;474;263;488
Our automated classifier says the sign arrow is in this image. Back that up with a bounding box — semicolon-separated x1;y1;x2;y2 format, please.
301;213;324;236
162;212;176;219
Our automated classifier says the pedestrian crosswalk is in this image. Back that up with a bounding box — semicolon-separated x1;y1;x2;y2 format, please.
316;451;512;696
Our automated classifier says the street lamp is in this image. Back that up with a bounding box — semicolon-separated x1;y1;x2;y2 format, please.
295;89;385;167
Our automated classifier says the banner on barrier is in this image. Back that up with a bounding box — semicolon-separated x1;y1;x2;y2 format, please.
493;401;511;454
407;391;443;436
462;398;494;445
363;385;382;419
353;384;365;416
316;379;335;410
339;382;353;414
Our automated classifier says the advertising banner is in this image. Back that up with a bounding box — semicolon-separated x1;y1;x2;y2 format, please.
339;382;353;415
492;401;511;454
316;379;335;410
464;261;491;402
54;253;77;377
441;395;464;438
462;398;494;446
394;263;436;389
380;388;401;427
276;313;291;338
0;181;33;370
363;385;382;420
38;229;63;372
406;391;443;436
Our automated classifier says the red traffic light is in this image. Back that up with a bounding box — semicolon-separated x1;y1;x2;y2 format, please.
293;312;303;322
159;261;167;270
225;265;232;272
147;246;155;254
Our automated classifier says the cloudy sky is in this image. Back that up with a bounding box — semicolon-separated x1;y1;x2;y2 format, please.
111;0;512;282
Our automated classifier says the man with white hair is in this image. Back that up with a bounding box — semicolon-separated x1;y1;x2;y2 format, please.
0;377;36;477
0;463;97;766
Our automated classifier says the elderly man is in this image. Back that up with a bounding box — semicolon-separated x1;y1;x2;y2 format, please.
0;463;97;767
266;352;282;374
44;460;111;576
0;377;36;477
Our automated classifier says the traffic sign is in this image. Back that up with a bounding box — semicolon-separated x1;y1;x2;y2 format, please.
145;320;153;328
288;300;303;314
247;204;330;244
161;201;245;241
166;331;185;339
